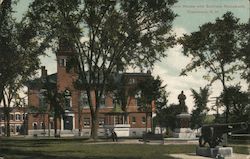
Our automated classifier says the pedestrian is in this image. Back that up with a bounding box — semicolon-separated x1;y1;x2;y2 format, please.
111;129;118;142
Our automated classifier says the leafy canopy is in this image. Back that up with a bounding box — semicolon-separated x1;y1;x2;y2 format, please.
179;12;242;87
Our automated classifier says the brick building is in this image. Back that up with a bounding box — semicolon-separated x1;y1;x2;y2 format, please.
0;107;27;136
26;44;155;137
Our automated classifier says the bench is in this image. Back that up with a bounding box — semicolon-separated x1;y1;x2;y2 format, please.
142;134;164;144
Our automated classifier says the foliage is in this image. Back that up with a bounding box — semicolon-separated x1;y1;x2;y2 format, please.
190;86;210;129
40;76;65;137
106;73;134;112
27;0;177;139
155;103;182;131
220;85;250;123
136;75;167;132
178;12;244;122
179;12;241;87
137;76;167;110
238;20;250;86
0;0;45;136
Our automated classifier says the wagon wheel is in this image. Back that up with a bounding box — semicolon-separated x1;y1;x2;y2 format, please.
199;136;206;147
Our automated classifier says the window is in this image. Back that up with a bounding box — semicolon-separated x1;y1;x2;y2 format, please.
33;122;38;130
10;114;14;121
1;114;4;121
80;91;89;108
10;125;14;133
132;116;136;124
142;116;146;124
128;78;136;84
16;125;21;133
23;113;26;120
64;89;72;109
15;114;21;121
100;94;105;108
65;96;72;109
83;118;90;127
40;122;45;129
50;122;54;129
39;89;47;108
0;126;5;134
135;91;142;107
59;58;67;67
99;118;105;127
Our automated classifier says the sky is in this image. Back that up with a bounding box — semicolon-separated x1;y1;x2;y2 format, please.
14;0;250;113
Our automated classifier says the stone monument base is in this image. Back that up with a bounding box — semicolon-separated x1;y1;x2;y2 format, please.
174;113;196;138
196;146;233;158
173;128;196;138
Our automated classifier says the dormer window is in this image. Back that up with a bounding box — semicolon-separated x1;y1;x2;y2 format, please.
128;78;136;84
59;58;67;67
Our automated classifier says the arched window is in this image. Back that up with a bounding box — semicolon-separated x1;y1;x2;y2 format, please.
64;89;72;109
15;114;21;121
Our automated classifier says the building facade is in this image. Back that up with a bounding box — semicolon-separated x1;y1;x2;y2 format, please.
26;45;155;137
0;107;27;136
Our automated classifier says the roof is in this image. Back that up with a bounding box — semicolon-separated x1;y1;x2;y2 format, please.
27;71;151;89
26;73;57;89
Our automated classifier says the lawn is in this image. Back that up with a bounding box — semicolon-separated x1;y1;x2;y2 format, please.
0;138;249;159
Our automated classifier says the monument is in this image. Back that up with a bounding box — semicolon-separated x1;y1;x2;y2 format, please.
173;91;196;138
196;122;248;158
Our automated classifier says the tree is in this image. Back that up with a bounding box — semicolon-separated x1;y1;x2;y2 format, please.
190;86;210;129
152;85;168;133
238;20;250;88
136;75;167;133
0;0;44;136
44;79;67;137
179;12;243;123
27;0;177;139
220;85;250;123
155;103;181;134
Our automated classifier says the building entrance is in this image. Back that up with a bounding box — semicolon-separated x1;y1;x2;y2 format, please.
64;116;73;130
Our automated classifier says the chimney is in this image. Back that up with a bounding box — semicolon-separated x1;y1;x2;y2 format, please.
41;66;47;78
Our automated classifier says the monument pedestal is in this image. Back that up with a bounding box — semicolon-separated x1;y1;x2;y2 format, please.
196;146;233;158
173;128;196;138
173;113;196;138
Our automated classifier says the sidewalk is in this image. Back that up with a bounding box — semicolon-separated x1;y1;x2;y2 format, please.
169;153;250;159
85;138;199;145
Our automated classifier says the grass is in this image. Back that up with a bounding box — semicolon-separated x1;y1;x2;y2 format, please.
0;138;249;159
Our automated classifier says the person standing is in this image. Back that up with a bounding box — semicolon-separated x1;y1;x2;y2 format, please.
111;129;118;142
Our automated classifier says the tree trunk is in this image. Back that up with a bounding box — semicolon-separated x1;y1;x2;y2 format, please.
145;112;148;133
78;106;82;136
48;115;50;137
3;95;10;137
43;114;45;136
221;65;229;123
90;112;99;140
54;117;57;137
6;113;10;137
